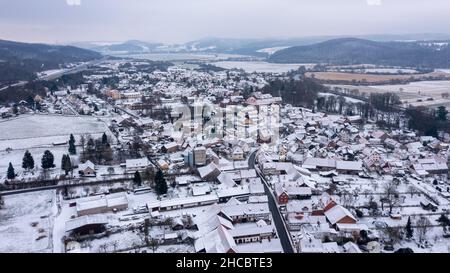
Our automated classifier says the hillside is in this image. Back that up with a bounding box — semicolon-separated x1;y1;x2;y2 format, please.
269;38;450;68
0;40;102;84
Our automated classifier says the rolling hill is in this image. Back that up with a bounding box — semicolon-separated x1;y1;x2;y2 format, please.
269;38;450;68
0;39;102;84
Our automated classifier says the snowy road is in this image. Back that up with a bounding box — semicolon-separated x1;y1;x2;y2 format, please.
249;150;295;253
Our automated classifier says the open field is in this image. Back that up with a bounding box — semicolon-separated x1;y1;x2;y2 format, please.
0;114;109;141
307;71;449;83
327;80;450;109
0;190;55;253
212;61;315;73
0;114;115;179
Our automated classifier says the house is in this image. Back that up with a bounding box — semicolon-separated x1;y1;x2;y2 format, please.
299;237;324;253
302;158;336;171
198;162;221;180
275;183;289;205
249;179;265;196
336;160;363;174
78;160;96;177
217;186;250;203
125;158;152;173
229;225;275;244
324;205;357;226
285;186;312;200
194;226;237;253
76;193;129;217
232;147;244;161
147;194;219;212
413;157;448;175
221;203;271;223
65;215;108;236
161;142;178;153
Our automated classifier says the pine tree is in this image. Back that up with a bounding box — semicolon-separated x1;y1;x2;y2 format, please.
102;133;108;145
406;216;413;239
155;170;168;195
41;150;55;170
437;106;448;121
7;162;15;180
61;154;72;175
133;171;142;187
22;150;34;171
68;134;77;155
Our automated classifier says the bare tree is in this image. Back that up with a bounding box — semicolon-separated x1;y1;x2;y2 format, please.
383;227;402;245
416;217;432;243
381;181;400;214
98;243;109;253
407;185;417;198
148;237;160;253
340;190;355;207
110;241;119;253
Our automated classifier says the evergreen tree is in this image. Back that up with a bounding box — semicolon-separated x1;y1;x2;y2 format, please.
133;171;142;187
7;162;15;180
102;133;108;145
61;154;72;175
437;106;448;121
68;134;77;155
437;214;450;226
22;150;34;171
155;170;168;195
41;150;55;170
406;216;414;239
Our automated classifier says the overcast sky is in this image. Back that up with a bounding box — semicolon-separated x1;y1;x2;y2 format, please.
1;0;450;44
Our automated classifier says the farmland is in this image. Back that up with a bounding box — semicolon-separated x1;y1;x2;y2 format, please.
306;71;449;84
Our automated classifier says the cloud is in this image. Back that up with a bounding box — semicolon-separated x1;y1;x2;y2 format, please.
366;0;382;6
66;0;81;6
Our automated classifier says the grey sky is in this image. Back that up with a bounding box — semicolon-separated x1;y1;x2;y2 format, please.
1;0;450;44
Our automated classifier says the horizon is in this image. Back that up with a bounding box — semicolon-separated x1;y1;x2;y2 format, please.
3;32;450;46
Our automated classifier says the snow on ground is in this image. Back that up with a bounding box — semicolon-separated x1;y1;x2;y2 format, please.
318;92;365;103
256;47;290;55
0;114;109;141
0;146;76;179
0;190;55;253
212;61;315;73
0;114;117;179
369;81;450;99
435;69;450;74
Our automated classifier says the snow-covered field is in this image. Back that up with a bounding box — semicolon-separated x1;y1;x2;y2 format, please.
369;81;450;98
0;190;55;253
115;53;246;62
318;92;365;103
0;114;109;141
0;146;72;179
435;69;450;74
212;61;315;73
256;46;290;55
0;114;113;178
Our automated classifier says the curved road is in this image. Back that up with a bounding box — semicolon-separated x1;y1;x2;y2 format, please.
248;150;295;253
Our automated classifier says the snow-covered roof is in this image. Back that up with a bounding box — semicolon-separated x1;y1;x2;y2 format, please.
197;226;237;253
324;205;356;225
65;215;108;232
198;162;220;179
125;158;151;168
336;160;363;171
228;225;274;238
79;160;95;171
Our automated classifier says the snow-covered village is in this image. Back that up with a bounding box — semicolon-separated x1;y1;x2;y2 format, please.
3;1;450;259
1;55;450;254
